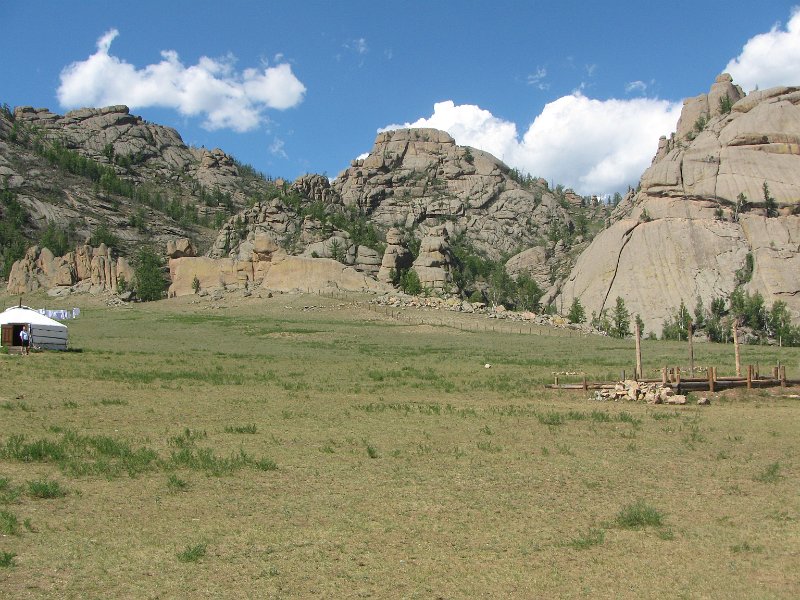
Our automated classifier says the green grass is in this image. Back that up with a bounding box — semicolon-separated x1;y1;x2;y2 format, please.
0;509;19;535
1;291;799;598
755;462;783;483
177;543;207;563
27;478;67;499
166;473;189;493
569;528;605;550
0;551;16;568
224;424;257;434
615;500;665;529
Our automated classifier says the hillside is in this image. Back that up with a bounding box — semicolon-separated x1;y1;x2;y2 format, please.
1;105;608;305
559;74;800;336
0;104;285;264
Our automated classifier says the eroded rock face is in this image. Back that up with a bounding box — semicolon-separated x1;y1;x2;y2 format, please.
560;75;800;334
7;244;134;295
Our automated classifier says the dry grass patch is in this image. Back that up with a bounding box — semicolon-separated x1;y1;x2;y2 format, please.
1;290;799;597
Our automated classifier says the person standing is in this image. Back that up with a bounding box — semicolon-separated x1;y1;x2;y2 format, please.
19;324;30;355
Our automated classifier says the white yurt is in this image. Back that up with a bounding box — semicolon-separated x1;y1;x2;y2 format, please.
0;306;68;351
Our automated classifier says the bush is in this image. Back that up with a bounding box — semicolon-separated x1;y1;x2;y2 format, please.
39;221;70;257
89;223;120;249
133;247;167;302
567;298;585;324
399;269;422;295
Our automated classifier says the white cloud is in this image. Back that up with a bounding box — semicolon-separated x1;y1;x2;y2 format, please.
57;29;306;132
725;8;800;91
269;137;288;159
381;95;681;196
625;80;647;94
344;38;368;55
527;67;549;90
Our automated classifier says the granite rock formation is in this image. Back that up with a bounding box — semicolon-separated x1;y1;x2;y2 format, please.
559;75;800;334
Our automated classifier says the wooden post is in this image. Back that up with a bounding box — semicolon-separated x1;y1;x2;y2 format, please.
747;365;752;389
773;366;779;380
583;375;588;391
554;375;559;386
634;320;643;381
662;366;668;385
733;322;741;377
687;318;694;376
708;367;715;393
780;365;786;388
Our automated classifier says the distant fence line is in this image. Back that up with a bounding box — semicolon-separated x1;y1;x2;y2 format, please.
313;289;584;338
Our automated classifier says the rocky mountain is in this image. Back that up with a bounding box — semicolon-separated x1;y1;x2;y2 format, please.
559;74;800;334
0;104;280;261
211;128;609;297
2;102;608;301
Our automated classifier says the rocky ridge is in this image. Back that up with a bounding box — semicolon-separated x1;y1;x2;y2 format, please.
0;104;278;256
559;75;800;334
212;128;608;298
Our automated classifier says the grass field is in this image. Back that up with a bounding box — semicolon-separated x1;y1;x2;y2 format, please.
1;290;799;598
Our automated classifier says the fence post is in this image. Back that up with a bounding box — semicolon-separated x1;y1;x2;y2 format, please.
635;320;643;380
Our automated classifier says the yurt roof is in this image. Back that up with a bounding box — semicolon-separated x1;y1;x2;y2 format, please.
0;306;68;329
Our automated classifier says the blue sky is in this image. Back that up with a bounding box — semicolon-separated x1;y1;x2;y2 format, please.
2;1;800;195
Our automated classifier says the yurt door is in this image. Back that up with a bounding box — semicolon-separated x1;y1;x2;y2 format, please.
1;325;13;347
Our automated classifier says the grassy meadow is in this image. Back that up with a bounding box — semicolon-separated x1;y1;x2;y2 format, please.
1;290;799;598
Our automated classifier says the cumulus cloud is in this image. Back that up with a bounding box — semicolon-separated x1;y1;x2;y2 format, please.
725;8;800;91
57;29;306;132
381;96;680;196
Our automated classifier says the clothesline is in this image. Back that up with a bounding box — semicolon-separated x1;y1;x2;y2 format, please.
34;308;81;320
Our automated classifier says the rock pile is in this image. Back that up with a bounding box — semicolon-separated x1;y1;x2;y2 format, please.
592;380;690;404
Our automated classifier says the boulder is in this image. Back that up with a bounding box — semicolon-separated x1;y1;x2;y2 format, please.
166;238;196;259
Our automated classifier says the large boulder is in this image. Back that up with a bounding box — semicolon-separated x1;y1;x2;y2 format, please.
262;255;391;293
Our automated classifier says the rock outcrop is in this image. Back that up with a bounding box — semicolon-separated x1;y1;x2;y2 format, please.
7;244;134;295
331;128;573;261
560;75;800;334
0;104;282;257
377;227;413;283
411;225;456;291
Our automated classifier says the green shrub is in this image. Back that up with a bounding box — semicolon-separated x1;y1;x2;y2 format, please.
89;223;120;249
27;478;67;499
615;500;664;529
177;543;207;563
133;247;167;302
568;298;586;324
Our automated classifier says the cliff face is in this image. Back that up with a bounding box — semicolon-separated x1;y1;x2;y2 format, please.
560;75;800;334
